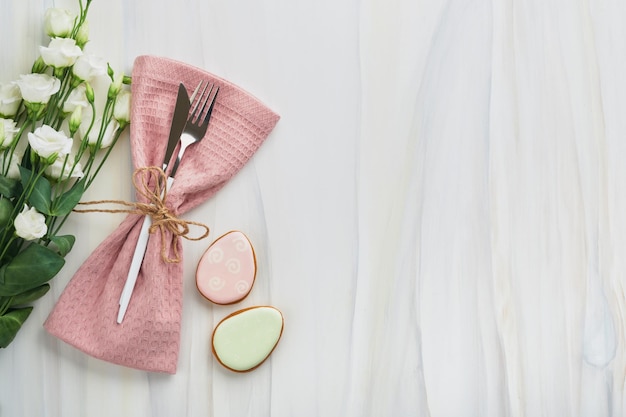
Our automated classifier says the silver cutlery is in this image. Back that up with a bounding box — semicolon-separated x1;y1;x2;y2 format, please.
168;81;219;178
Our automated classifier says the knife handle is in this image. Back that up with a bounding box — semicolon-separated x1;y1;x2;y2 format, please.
117;214;152;323
117;176;175;324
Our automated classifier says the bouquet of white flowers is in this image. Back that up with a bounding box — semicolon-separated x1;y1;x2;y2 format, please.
0;0;130;348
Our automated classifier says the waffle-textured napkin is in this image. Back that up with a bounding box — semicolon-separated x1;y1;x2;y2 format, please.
44;56;280;373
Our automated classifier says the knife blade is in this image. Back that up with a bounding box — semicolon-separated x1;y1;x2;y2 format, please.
162;83;190;173
117;83;191;324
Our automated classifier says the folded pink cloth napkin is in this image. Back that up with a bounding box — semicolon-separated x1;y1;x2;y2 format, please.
44;56;280;373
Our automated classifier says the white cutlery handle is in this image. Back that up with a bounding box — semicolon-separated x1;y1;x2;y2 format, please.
117;176;175;324
117;214;152;323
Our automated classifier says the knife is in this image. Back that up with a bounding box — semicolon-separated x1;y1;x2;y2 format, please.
117;83;191;324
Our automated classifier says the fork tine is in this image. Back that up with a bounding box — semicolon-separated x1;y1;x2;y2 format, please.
189;80;204;105
189;81;208;120
196;84;214;119
200;86;219;126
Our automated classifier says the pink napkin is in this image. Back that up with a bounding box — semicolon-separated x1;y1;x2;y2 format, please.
44;56;280;373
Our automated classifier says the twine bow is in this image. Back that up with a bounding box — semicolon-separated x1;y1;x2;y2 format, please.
75;166;210;263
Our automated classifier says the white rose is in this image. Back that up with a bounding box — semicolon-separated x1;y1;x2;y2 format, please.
40;37;82;68
28;124;73;159
45;155;84;181
14;205;47;241
0;152;21;180
72;53;107;82
0;118;18;148
113;90;131;125
44;8;75;38
62;84;88;113
0;83;21;117
16;73;61;104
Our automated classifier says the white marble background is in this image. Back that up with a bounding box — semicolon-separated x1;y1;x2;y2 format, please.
1;0;625;416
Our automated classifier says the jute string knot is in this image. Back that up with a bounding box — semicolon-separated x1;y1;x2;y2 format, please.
75;166;210;263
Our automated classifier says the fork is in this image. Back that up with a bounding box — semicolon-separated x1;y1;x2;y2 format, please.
116;80;219;324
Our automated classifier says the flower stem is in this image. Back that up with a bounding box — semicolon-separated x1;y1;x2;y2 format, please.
82;97;114;177
0;235;17;265
85;128;123;189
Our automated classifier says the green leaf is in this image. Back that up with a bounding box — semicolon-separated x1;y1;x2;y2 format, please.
9;284;50;307
19;165;53;215
0;307;33;348
50;235;75;256
0;174;19;198
18;165;33;189
30;179;53;216
0;244;65;296
51;178;85;216
0;196;14;229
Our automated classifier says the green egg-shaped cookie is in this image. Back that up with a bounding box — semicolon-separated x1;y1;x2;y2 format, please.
212;306;284;372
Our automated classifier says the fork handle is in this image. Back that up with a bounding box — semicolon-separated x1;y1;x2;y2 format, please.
169;135;192;178
117;176;175;324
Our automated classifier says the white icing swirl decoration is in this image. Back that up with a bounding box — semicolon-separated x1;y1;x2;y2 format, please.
208;276;226;291
225;258;241;274
234;280;250;294
232;235;248;252
208;247;224;264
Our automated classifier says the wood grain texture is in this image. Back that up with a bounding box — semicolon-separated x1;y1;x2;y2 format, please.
1;0;624;416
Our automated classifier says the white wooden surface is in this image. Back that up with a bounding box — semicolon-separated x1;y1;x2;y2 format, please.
1;0;625;416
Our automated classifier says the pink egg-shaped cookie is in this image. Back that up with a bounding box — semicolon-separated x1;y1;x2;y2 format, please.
196;231;256;304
